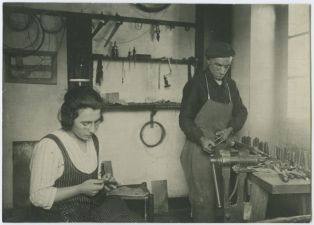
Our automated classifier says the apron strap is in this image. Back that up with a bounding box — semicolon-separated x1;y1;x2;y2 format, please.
204;73;211;100
226;82;232;103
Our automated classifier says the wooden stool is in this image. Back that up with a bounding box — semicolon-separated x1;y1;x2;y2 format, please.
107;182;154;221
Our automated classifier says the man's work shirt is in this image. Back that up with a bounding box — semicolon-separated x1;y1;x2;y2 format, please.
179;68;248;144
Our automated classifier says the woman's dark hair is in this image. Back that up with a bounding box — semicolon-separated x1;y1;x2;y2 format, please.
58;86;104;131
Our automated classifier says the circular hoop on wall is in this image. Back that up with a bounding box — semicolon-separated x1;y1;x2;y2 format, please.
140;121;166;148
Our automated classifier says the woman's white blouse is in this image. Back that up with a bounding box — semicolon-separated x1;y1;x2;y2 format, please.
29;129;98;209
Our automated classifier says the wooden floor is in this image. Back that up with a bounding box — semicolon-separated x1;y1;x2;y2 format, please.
5;196;310;222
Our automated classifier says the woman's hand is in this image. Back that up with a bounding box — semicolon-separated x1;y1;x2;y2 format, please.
78;179;104;197
101;173;118;191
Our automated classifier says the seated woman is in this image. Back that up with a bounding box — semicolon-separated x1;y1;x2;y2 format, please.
30;86;143;222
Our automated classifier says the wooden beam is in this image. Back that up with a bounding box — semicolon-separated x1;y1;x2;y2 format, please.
4;5;196;28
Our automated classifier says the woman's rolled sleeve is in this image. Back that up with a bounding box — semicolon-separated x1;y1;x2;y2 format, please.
29;139;63;209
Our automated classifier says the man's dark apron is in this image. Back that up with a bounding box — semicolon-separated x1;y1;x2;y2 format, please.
180;75;233;222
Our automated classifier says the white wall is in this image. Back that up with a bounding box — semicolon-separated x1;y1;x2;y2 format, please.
233;5;282;151
249;5;277;143
3;35;68;208
232;5;251;138
3;3;194;208
91;3;195;198
233;5;311;154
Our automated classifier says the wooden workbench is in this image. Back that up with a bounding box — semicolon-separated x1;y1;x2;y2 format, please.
247;169;311;222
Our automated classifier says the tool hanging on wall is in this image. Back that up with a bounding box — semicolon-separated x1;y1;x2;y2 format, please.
163;58;172;88
158;63;161;89
163;76;170;88
132;47;136;68
96;58;103;85
128;48;131;70
155;25;161;42
111;41;119;58
121;60;126;84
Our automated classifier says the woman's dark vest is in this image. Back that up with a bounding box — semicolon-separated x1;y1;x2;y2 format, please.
32;133;99;222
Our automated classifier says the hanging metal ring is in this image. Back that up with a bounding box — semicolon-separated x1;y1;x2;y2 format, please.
140;121;166;148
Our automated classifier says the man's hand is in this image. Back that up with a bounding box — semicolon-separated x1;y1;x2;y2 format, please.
200;136;215;154
101;173;118;191
215;127;233;142
78;179;104;197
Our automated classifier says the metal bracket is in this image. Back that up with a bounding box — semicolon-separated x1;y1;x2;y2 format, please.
150;109;157;128
103;14;123;49
92;20;109;38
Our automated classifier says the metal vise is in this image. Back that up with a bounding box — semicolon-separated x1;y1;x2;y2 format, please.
209;146;260;222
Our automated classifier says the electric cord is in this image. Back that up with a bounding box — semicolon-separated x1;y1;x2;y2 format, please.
4;15;45;57
4;13;40;50
5;11;34;32
26;26;40;50
104;28;150;45
104;24;171;46
140;121;166;148
228;174;239;202
39;13;65;34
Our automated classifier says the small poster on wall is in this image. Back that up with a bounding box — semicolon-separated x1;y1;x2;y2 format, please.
4;50;57;85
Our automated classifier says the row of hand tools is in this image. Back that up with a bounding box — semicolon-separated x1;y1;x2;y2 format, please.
241;136;311;182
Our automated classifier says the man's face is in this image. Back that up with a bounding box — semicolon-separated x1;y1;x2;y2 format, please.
71;108;102;141
207;57;233;81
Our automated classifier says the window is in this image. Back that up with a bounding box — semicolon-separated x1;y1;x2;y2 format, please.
287;5;310;119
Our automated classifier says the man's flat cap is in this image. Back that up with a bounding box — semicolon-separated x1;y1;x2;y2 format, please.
205;42;235;58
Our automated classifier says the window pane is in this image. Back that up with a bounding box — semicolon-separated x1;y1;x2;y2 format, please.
288;4;310;36
288;34;310;77
287;77;310;118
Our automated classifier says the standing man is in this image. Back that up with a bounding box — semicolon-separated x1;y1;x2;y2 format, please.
179;42;248;222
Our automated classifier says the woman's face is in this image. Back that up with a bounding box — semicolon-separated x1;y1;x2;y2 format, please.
71;108;102;141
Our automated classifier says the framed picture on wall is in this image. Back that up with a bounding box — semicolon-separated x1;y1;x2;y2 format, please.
4;50;57;85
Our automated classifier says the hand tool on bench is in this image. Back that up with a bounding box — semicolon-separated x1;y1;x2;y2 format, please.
229;141;270;157
253;137;259;148
272;165;289;183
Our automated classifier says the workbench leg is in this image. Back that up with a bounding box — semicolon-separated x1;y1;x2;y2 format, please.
147;194;154;222
222;166;230;207
248;182;269;222
299;194;311;215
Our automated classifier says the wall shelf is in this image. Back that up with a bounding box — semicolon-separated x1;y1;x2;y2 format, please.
103;103;181;111
93;54;193;65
